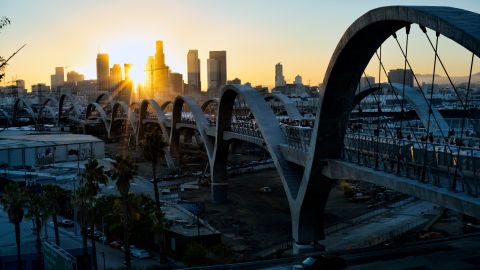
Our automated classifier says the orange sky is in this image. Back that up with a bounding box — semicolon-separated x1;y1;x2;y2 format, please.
1;0;479;90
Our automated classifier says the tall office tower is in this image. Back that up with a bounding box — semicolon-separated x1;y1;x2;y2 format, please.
145;56;155;98
66;71;85;85
294;74;303;85
32;83;51;102
96;53;110;91
227;78;241;85
275;63;286;87
15;80;25;89
50;67;65;94
207;51;227;98
124;64;132;81
110;64;122;90
170;73;184;95
153;40;170;95
388;69;414;87
187;50;201;95
359;76;375;89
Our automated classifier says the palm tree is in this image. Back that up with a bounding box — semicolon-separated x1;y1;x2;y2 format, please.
25;190;49;270
142;129;167;209
44;184;65;246
112;155;138;270
0;183;26;270
72;184;94;269
150;207;168;263
82;159;108;270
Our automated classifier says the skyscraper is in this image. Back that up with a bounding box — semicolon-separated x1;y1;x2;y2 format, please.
66;71;84;85
110;64;122;89
187;50;201;95
388;69;413;87
124;64;133;81
96;53;110;91
359;76;375;89
50;67;65;95
275;63;286;87
154;40;170;95
145;56;155;98
170;72;184;95
294;74;303;85
207;51;227;98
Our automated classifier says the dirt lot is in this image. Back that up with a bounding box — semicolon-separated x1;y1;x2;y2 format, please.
180;169;374;259
105;142;373;259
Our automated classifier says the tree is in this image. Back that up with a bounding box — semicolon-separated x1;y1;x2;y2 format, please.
25;190;49;270
142;129;168;209
72;184;94;269
150;207;168;263
112;155;138;270
0;183;26;270
44;185;65;246
0;16;10;82
82;159;108;270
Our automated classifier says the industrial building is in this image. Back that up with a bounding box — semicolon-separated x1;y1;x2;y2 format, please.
0;132;104;168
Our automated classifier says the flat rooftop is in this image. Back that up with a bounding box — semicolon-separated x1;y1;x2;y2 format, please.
162;202;220;237
0;133;102;150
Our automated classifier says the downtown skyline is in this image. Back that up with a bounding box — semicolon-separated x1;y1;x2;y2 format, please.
1;0;480;89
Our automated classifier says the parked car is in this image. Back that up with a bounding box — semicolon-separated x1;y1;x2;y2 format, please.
60;219;74;227
131;249;151;259
99;236;108;243
93;231;103;240
109;240;122;249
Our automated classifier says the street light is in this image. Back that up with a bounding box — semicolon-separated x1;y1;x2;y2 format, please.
101;213;113;246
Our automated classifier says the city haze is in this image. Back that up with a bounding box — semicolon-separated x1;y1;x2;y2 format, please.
1;0;480;89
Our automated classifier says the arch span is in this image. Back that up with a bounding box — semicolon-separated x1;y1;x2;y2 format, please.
170;96;214;161
201;98;219;111
13;98;37;123
160;100;173;111
296;6;480;250
0;109;12;125
352;83;450;134
96;92;113;105
58;94;83;123
264;93;303;120
211;84;303;205
85;102;111;135
314;6;480;162
111;101;137;132
137;99;170;144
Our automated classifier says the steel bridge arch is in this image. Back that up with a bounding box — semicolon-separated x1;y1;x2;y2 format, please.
200;98;219;111
13;98;37;123
111;101;137;133
170;96;215;161
37;105;57;123
160;100;173;111
96;92;113;105
137;99;170;144
211;84;303;204
352;83;450;134
295;6;480;246
0;109;12;125
85;102;111;135
264;93;303;120
313;6;480;163
58;94;83;123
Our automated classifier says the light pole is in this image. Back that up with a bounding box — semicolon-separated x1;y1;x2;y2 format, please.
101;213;113;246
69;149;80;236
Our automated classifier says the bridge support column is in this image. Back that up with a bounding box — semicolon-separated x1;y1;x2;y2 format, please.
211;182;228;204
292;176;335;254
183;129;193;144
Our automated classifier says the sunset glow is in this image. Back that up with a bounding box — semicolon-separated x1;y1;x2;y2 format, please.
1;0;479;89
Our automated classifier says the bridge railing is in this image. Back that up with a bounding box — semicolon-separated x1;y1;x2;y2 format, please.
343;133;480;197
